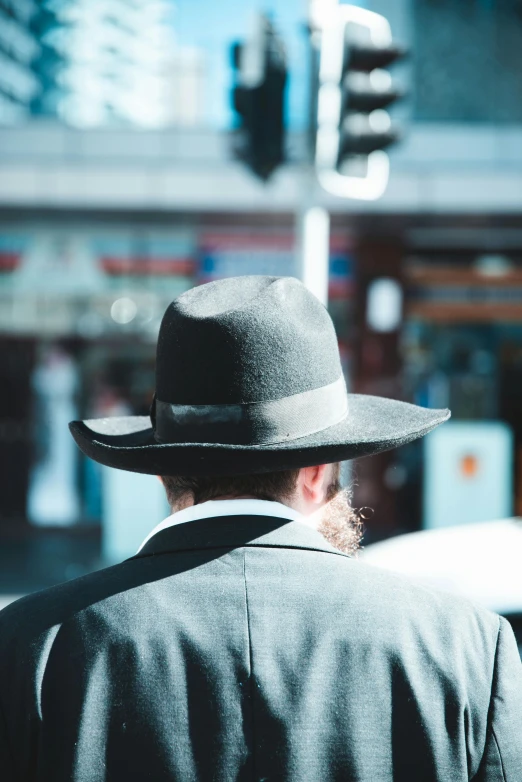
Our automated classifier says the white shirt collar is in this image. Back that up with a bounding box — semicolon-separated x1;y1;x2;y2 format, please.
137;498;308;553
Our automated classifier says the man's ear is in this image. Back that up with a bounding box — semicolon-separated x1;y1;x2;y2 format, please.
298;464;330;506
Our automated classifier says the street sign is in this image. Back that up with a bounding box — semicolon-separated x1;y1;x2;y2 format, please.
424;421;513;529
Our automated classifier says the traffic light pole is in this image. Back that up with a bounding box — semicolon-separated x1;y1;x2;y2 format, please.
295;187;330;307
295;9;330;308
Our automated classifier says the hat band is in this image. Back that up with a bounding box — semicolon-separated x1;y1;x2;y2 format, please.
152;375;348;446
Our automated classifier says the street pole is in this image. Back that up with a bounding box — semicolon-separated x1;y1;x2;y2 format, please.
295;1;336;307
298;203;330;306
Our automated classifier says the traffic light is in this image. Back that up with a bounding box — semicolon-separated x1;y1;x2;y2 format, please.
230;14;287;181
315;6;406;200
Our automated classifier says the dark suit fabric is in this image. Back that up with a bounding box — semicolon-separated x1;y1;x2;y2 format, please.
0;515;521;781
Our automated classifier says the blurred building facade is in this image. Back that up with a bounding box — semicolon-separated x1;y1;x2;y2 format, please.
0;0;44;123
1;0;522;591
0;0;204;128
48;0;187;127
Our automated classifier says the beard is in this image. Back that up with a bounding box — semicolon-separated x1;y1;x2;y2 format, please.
317;466;363;556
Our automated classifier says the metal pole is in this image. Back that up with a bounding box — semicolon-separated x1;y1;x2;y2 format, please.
300;205;330;306
295;1;333;307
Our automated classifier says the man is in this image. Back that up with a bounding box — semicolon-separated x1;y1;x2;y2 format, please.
0;275;521;781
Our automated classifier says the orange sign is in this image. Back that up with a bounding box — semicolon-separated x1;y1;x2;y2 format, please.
460;454;479;478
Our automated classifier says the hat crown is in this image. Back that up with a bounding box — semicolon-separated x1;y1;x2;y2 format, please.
155;276;342;406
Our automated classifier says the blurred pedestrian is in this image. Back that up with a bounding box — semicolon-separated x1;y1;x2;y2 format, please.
1;276;521;781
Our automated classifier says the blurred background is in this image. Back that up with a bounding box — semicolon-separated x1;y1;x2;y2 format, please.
0;0;521;629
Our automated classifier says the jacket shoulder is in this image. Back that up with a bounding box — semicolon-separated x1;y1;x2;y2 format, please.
0;558;139;649
341;556;500;632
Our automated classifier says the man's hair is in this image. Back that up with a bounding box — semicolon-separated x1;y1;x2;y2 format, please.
161;469;300;508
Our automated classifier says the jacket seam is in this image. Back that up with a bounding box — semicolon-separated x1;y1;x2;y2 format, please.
242;549;257;781
491;728;507;782
478;615;504;780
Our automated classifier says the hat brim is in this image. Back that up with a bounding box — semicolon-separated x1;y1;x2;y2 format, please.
69;394;450;476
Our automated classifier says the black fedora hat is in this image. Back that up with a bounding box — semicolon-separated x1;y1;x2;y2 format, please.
70;276;449;476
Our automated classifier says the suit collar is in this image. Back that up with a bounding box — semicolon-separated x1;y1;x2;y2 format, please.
131;515;350;561
137;498;303;553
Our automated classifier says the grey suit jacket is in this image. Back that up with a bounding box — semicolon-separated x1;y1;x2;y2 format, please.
0;515;521;781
